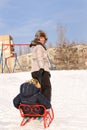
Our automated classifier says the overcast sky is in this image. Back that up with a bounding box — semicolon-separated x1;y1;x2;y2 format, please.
0;0;87;46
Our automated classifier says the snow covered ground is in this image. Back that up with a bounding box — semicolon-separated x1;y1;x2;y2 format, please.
0;70;87;130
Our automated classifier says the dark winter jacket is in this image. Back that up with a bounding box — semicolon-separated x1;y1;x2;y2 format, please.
13;82;51;109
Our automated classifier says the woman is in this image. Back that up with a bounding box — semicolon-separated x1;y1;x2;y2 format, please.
30;30;52;102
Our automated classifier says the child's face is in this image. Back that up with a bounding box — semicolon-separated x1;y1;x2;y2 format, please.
39;37;46;44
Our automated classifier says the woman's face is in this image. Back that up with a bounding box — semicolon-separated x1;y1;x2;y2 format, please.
39;37;46;44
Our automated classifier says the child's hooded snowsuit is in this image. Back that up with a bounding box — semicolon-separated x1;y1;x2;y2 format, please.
13;82;51;110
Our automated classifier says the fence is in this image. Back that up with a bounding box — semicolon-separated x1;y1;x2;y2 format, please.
0;43;31;73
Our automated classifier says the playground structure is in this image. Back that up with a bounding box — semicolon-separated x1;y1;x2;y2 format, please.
0;35;31;73
0;35;15;73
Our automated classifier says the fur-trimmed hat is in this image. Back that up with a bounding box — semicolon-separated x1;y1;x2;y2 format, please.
35;30;48;41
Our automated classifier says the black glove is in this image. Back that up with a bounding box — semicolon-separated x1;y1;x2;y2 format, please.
38;68;44;76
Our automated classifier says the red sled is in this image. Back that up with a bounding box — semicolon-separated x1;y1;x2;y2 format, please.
18;104;54;128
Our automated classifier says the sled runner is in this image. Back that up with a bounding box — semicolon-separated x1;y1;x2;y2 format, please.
19;104;54;128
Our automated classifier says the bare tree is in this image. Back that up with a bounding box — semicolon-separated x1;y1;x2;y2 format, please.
56;24;67;46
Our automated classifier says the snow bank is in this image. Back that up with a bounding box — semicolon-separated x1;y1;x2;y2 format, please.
0;70;87;130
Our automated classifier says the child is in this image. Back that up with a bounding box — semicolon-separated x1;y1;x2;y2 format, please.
13;79;51;113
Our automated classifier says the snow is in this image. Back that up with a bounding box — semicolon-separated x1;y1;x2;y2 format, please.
0;70;87;130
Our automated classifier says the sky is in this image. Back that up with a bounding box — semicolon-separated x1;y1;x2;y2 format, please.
0;70;87;130
0;0;87;46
